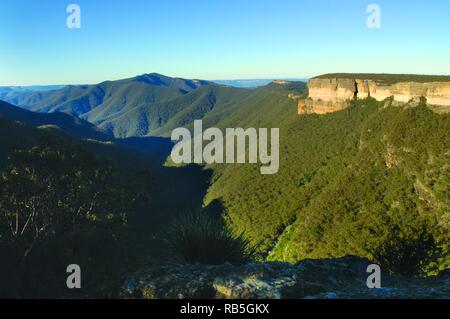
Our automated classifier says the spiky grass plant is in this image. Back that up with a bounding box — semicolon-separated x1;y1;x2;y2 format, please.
165;210;257;265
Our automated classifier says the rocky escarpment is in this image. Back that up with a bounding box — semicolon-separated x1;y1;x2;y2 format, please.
122;257;450;299
297;75;450;114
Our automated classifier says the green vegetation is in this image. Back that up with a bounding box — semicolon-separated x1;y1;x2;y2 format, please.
1;73;449;299
271;103;449;276
1;74;249;138
0;101;215;297
202;94;449;277
369;225;441;277
1;75;307;139
108;85;250;138
0;132;152;298
110;76;447;277
165;210;257;265
313;73;450;85
0;100;111;142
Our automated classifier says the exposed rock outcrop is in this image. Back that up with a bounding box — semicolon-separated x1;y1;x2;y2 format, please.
297;98;349;115
122;257;450;299
298;76;450;114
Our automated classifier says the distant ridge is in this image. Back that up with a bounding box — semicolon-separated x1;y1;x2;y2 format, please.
1;73;254;138
213;78;308;88
0;99;112;141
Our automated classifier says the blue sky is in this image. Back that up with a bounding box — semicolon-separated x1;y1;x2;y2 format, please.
1;0;449;85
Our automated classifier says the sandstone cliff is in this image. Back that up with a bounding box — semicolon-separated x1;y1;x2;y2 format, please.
297;75;450;114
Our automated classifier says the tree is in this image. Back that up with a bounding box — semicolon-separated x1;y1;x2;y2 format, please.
0;133;152;297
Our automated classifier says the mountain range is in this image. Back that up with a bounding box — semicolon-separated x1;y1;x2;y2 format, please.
212;78;308;88
1;72;449;280
0;74;312;138
1;74;252;138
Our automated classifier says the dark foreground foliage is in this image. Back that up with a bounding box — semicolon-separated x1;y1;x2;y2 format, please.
0;133;152;298
165;210;257;265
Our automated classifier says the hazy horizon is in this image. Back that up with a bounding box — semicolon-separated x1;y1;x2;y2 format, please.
0;73;311;88
5;71;450;88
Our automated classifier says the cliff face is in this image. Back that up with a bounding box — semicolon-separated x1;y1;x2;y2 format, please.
298;77;450;114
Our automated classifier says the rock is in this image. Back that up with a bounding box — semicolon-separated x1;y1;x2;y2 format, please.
122;256;450;299
299;76;450;115
298;98;349;115
322;292;338;299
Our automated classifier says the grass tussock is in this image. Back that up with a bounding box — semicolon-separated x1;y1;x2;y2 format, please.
165;210;257;265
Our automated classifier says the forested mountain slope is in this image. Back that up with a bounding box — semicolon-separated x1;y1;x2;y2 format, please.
0;100;112;142
2;75;449;277
2;74;254;138
200;88;449;276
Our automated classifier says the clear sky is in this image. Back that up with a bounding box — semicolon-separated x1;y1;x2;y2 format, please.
1;0;449;85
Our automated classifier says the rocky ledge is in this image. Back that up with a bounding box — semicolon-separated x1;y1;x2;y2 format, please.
122;257;450;299
297;75;450;114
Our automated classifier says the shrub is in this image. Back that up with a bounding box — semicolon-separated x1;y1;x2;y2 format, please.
0;134;152;297
369;225;442;277
165;210;257;265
